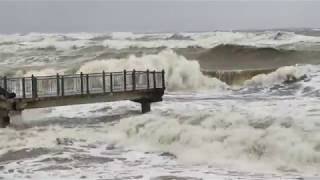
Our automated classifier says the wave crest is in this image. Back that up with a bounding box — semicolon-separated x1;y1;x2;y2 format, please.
77;50;227;91
244;65;312;87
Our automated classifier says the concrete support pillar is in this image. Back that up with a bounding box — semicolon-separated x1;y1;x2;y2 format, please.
141;101;151;113
0;109;10;128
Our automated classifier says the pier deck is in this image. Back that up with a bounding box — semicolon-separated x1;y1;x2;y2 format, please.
0;70;165;127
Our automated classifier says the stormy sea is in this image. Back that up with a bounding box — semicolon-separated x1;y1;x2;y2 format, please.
1;29;320;179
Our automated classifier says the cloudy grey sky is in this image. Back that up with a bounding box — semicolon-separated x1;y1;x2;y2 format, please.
0;0;319;33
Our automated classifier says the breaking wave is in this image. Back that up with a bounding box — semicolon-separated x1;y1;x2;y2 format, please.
77;50;227;91
244;65;314;88
17;48;319;93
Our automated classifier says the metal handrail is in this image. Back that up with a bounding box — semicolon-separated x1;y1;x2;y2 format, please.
0;70;165;99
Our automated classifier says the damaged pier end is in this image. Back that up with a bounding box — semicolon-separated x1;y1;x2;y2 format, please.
0;69;166;128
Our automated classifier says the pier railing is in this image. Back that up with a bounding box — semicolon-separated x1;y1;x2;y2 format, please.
0;70;165;99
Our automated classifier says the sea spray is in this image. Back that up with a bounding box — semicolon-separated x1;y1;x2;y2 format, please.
244;65;315;87
77;50;227;91
16;68;65;77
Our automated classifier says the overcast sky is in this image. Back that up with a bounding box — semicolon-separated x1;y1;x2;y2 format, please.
0;0;319;33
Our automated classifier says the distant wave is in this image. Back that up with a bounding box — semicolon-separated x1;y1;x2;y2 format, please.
195;44;320;71
1;31;320;86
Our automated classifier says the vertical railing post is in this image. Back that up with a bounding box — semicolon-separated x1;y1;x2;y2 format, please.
80;72;84;95
110;72;113;93
146;69;150;89
132;69;136;91
61;76;64;96
22;77;26;98
153;70;156;89
102;71;106;93
31;75;34;98
86;74;89;94
56;73;60;96
31;75;38;98
3;76;7;97
162;69;165;89
123;70;127;91
35;77;38;98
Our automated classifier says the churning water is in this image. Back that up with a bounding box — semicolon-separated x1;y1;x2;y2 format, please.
1;30;320;179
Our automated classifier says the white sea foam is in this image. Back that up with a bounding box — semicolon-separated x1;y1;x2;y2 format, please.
0;101;139;154
19;38;89;50
110;32;143;40
16;68;65;77
104;95;320;174
101;31;320;50
2;32;320;179
77;49;227;91
2;94;320;176
243;65;315;88
1;31;320;52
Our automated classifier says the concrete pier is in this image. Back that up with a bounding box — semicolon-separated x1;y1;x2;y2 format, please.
0;70;165;127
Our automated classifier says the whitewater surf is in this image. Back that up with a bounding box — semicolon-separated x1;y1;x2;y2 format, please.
1;30;320;179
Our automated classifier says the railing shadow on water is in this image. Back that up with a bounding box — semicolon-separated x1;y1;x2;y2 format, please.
0;70;165;99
